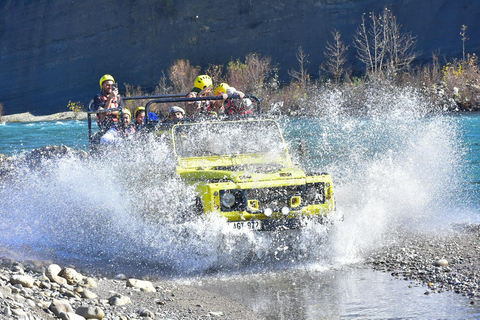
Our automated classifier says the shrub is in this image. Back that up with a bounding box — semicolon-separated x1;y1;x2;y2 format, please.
441;54;480;110
168;59;200;93
66;101;84;119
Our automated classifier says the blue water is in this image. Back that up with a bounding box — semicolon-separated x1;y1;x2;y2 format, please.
0;119;89;155
1;110;480;319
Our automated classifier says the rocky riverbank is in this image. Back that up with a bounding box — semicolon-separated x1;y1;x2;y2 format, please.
0;253;260;320
367;224;480;300
1;112;87;123
0;224;479;319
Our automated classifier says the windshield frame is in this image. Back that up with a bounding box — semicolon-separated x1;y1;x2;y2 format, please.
172;119;290;162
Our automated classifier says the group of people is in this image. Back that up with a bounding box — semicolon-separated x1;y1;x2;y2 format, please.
92;74;253;145
184;75;253;117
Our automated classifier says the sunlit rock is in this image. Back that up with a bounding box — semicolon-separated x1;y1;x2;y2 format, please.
59;267;83;285
10;274;35;288
59;312;87;320
76;306;105;319
433;258;448;267
50;299;74;317
126;278;156;292
108;294;132;306
46;264;67;285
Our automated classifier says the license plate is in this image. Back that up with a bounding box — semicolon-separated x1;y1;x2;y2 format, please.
230;220;263;231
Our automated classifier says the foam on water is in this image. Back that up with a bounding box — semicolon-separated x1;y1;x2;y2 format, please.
0;86;476;276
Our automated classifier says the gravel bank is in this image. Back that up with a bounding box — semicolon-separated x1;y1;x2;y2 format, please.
367;224;480;301
0;253;261;320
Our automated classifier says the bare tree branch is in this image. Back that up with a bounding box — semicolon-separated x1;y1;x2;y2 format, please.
323;30;350;83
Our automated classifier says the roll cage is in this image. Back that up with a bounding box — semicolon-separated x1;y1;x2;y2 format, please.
87;93;262;147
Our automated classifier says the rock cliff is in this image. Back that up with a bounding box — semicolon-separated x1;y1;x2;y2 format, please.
0;0;479;115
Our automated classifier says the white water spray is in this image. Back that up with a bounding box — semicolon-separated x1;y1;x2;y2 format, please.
0;86;473;276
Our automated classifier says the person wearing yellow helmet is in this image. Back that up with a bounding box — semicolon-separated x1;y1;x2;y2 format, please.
92;74;124;133
121;108;135;134
211;82;249;115
191;75;213;94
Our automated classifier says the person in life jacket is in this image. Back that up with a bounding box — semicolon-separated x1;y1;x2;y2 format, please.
184;91;201;117
92;74;124;133
100;108;135;145
121;108;135;135
188;75;218;116
214;83;253;115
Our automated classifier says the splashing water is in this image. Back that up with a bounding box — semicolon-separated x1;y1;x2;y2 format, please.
0;86;476;277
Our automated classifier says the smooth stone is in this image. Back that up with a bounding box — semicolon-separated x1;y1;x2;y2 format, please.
10;274;35;288
76;306;105;319
434;259;449;267
59;268;83;285
126;279;156;292
60;312;87;320
50;299;74;317
108;294;132;306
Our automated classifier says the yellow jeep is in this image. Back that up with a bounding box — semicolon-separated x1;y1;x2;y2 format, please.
171;117;335;231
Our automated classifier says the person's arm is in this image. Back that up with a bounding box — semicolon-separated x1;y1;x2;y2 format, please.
226;87;245;99
106;88;120;116
100;128;120;145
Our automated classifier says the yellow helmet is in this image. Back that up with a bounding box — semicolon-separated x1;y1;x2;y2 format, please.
122;108;131;118
134;107;145;118
214;83;230;95
193;75;213;92
99;74;115;89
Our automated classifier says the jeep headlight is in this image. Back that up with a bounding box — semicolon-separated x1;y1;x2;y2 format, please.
305;183;326;204
221;193;236;208
305;187;318;202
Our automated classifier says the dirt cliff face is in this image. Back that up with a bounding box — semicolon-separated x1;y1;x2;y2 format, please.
0;0;479;115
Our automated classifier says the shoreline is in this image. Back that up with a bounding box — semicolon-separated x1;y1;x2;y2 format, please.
0;111;88;123
1;109;480;124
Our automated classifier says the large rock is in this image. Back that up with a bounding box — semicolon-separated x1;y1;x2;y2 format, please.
75;306;104;320
10;274;35;288
108;294;132;306
59;267;83;285
46;264;67;285
49;299;74;317
126;278;156;292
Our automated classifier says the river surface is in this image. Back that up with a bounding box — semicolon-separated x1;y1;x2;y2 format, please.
1;100;480;319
